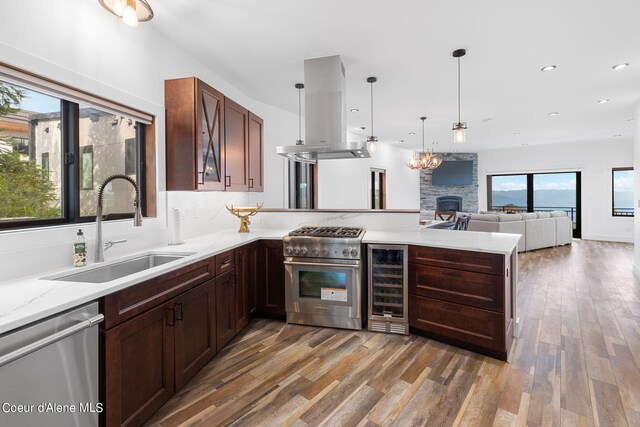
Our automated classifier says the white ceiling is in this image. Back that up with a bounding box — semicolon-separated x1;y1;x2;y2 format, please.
150;0;640;152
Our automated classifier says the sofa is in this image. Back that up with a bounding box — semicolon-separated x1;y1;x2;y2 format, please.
467;211;572;252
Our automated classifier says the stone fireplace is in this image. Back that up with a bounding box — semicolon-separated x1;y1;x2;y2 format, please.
419;152;478;213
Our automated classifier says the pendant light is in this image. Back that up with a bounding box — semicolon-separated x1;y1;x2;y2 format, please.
366;77;378;153
295;83;304;145
99;0;154;27
452;48;467;144
425;141;443;169
406;117;428;169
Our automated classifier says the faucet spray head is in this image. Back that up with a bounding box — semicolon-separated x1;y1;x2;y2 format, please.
134;201;143;227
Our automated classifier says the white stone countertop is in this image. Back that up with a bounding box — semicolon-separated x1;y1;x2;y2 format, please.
0;229;288;335
0;227;519;335
363;229;520;255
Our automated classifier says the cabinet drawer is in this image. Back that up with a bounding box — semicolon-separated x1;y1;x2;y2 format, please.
215;249;235;276
409;246;504;275
409;263;504;312
104;257;215;329
409;295;506;352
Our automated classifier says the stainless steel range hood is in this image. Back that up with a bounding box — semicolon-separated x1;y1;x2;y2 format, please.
276;56;371;162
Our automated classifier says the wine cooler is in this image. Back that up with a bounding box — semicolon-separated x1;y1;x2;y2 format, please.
367;244;408;335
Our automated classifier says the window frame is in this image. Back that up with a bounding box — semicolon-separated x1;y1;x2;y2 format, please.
612;167;634;218
0;78;152;230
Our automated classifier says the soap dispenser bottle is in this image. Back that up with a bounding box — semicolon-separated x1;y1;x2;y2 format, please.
74;229;87;267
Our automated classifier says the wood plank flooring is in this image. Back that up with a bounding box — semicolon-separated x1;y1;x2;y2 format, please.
145;239;640;426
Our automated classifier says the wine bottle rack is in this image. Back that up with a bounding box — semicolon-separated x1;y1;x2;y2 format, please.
368;244;408;335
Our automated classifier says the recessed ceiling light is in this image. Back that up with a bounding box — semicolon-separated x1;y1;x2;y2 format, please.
597;98;610;104
350;108;359;113
521;143;528;146
513;132;521;135
482;118;493;123
359;126;366;130
613;134;622;137
627;118;634;122
548;112;559;116
612;63;629;71
398;140;404;143
408;132;415;136
541;65;556;72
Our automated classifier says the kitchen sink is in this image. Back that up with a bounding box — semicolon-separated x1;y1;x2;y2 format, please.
46;252;195;283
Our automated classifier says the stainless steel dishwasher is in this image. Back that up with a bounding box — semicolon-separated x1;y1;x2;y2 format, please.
0;302;103;427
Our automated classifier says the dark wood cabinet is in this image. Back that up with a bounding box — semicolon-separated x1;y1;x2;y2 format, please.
224;97;249;191
215;270;237;350
408;245;513;361
246;241;259;314
234;246;250;331
104;300;175;427
258;239;286;318
165;77;225;191
165;78;263;193
248;112;264;192
174;279;216;390
102;257;217;427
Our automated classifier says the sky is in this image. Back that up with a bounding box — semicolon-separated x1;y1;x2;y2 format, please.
613;170;634;192
9;83;61;113
492;173;578;192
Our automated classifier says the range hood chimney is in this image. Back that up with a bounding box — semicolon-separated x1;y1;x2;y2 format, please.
276;56;371;162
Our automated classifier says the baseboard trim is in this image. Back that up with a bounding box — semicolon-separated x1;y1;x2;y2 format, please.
581;234;634;243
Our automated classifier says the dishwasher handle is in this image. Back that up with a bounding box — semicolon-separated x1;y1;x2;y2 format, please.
0;313;104;368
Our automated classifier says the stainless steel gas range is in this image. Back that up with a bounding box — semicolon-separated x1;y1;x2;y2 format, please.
284;226;364;330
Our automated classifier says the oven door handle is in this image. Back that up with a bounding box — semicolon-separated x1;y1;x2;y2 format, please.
283;261;360;269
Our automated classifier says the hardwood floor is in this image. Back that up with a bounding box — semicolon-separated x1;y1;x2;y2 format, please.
145;240;640;426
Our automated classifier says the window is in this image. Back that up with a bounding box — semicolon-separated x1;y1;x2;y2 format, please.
612;168;634;217
0;77;149;229
288;161;316;209
370;168;386;209
488;171;581;238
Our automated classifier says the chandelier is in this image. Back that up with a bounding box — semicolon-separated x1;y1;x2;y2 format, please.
407;117;442;170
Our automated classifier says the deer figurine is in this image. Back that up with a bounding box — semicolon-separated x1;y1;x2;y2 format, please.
225;202;264;232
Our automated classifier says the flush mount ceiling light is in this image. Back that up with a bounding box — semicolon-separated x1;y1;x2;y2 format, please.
541;65;557;72
294;83;304;145
597;98;611;104
407;117;442;170
99;0;154;27
548;112;560;116
366;77;378;153
452;49;467;144
612;63;629;71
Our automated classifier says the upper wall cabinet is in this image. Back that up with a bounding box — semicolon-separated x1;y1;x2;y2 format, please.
248;112;264;192
165;78;263;192
166;78;225;191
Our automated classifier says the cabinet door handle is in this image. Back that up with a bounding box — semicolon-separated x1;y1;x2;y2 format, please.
221;258;233;267
168;307;176;326
198;170;205;185
225;175;231;187
176;302;184;321
249;178;254;189
231;273;236;287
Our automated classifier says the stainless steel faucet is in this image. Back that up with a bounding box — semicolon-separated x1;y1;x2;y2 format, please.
94;174;142;263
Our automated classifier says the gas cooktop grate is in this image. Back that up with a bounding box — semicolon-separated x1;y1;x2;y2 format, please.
288;226;363;238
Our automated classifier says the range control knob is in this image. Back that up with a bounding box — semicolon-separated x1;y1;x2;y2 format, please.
293;247;300;255
322;248;329;256
285;246;294;255
300;247;308;256
312;248;320;256
350;248;359;257
342;248;349;257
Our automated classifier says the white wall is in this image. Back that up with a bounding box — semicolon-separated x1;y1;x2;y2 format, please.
317;141;420;209
478;139;634;243
634;104;640;277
